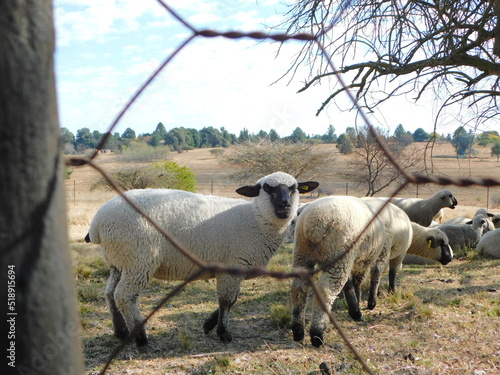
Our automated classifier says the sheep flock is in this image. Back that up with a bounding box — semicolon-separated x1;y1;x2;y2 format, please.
85;176;499;349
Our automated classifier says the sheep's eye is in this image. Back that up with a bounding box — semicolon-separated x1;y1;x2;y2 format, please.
289;184;297;193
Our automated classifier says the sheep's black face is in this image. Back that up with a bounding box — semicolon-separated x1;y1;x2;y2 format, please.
443;192;458;209
438;240;453;265
263;183;296;219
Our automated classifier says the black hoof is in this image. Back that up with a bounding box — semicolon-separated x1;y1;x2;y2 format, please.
219;331;232;344
367;300;376;310
310;330;324;348
348;309;364;322
291;323;305;342
203;314;218;334
135;332;149;348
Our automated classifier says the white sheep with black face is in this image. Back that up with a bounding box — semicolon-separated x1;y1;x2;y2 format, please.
85;172;318;347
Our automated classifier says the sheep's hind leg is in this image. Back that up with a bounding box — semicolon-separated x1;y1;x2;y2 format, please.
105;267;128;340
310;269;347;347
114;270;150;348
291;274;310;343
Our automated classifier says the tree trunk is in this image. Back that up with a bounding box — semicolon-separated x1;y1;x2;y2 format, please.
0;1;84;374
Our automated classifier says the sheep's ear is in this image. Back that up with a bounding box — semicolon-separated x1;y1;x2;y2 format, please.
297;181;319;194
465;220;473;225
236;184;261;197
486;212;494;217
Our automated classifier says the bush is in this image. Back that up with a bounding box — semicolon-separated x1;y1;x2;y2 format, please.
151;161;197;192
91;161;196;192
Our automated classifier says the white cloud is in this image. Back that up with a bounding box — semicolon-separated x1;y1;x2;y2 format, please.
57;1;461;139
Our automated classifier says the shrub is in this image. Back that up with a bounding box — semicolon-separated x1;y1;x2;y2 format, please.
151;160;197;192
90;161;197;192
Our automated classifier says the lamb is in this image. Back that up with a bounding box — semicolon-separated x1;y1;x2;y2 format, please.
380;189;458;226
290;196;388;347
477;228;500;258
85;172;319;347
437;214;488;250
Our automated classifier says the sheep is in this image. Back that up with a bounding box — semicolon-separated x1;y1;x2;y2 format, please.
290;196;388;347
477;228;500;258
402;223;454;265
443;208;498;232
360;199;453;309
360;198;413;309
85;172;319;347
437;214;488;251
380;189;458;226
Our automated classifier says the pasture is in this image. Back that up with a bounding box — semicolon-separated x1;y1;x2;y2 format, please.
67;142;500;374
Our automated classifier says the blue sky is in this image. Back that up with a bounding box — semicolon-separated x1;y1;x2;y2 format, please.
54;0;455;139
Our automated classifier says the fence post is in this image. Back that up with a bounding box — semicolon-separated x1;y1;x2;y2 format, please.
486;186;489;210
345;182;348;195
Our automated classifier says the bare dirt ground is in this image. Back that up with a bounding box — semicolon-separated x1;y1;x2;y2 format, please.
66;142;500;375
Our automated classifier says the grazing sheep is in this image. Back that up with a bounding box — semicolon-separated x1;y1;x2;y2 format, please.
438;214;488;250
380;190;458;226
290;196;388;347
360;198;413;309
477;228;500;258
402;223;454;265
85;172;319;347
361;199;453;309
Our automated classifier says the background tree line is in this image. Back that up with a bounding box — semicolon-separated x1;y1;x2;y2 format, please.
60;122;500;160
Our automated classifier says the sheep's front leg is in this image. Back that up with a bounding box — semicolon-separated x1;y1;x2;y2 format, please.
388;255;404;294
367;247;390;310
343;277;363;321
205;274;242;344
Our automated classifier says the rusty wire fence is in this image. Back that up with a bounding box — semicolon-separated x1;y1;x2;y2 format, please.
66;2;500;374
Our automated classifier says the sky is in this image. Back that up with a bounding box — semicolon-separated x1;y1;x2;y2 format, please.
54;0;464;139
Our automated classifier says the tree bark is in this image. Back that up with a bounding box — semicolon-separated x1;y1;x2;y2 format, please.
0;1;84;374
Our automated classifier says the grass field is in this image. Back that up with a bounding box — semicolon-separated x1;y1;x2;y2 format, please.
66;142;500;374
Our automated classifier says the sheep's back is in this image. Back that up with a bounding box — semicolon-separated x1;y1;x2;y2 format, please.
295;196;385;265
89;189;286;278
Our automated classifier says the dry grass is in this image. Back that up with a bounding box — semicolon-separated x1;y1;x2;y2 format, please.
66;142;500;374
